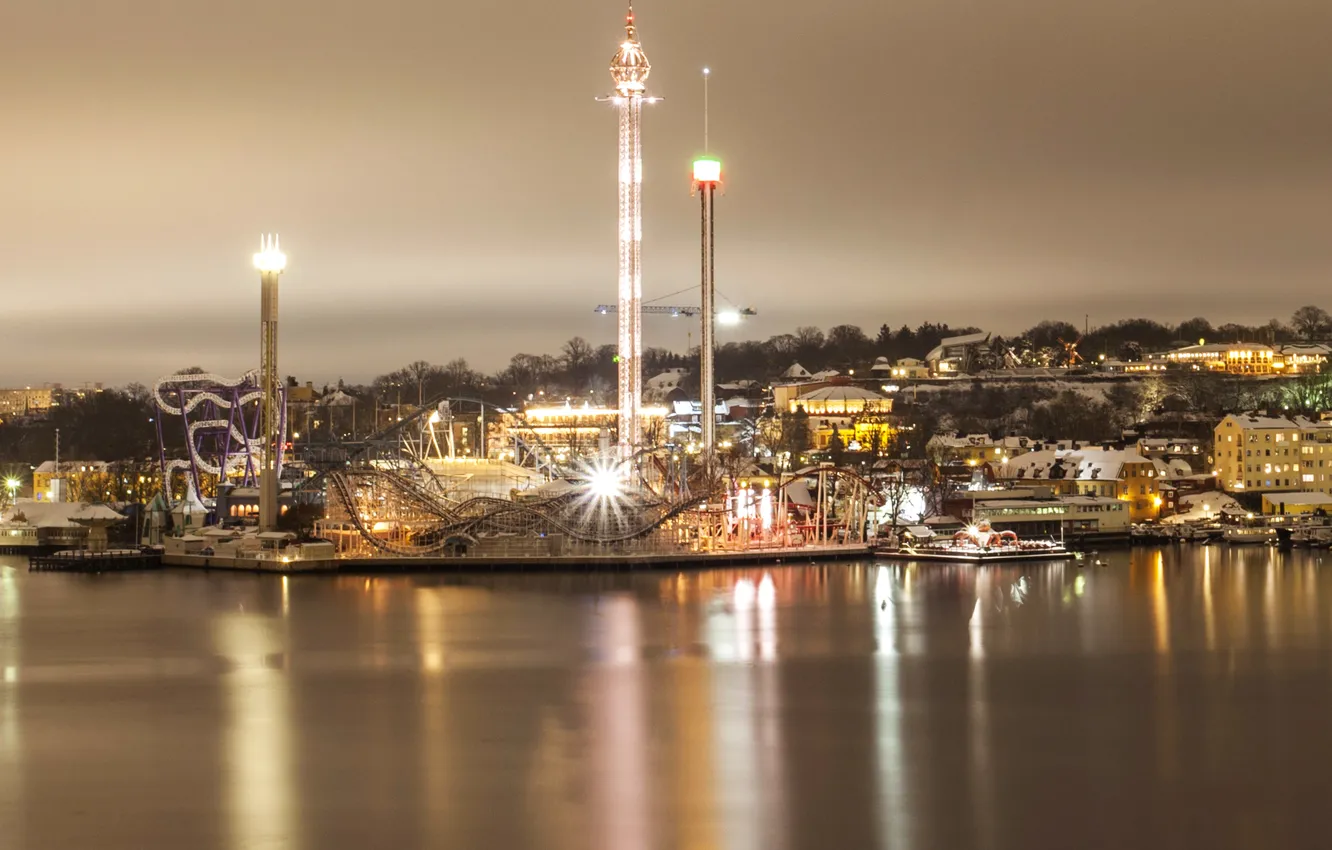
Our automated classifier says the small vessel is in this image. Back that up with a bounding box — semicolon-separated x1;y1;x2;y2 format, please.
1288;525;1332;548
1222;526;1275;545
1131;524;1170;544
878;520;1073;563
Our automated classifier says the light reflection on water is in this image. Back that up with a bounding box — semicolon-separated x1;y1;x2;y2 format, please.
1;565;22;848
3;547;1332;848
213;611;294;850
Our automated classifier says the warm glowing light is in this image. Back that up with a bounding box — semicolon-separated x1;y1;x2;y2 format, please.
253;234;287;272
525;405;668;421
588;464;623;499
693;157;721;183
3;478;17;491
717;310;741;326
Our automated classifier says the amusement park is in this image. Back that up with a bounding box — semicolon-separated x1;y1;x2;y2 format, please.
133;9;885;572
148;361;882;569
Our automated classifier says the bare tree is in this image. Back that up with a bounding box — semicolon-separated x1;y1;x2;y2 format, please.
561;337;596;389
403;360;441;406
1291;305;1332;341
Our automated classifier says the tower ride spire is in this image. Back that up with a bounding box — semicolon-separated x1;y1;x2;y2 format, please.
604;3;657;459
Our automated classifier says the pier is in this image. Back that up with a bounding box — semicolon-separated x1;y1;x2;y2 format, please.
163;542;872;574
29;548;164;573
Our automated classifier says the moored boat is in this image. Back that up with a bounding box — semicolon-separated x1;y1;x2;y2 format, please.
878;520;1073;563
1222;526;1275;545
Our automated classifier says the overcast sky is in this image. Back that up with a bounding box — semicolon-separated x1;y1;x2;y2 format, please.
3;0;1331;387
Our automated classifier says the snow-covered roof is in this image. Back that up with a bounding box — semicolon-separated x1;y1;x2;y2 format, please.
1001;447;1158;482
796;385;886;402
36;516;81;528
1070;449;1156;481
940;331;992;348
1280;343;1332;356
646;370;686;390
33;461;108;475
1002;449;1066;481
1160;458;1194;479
1171;342;1274;355
322;389;356;407
2;500;124;527
174;486;208;514
1221;413;1327;431
810;369;840;380
670;400;728;416
930;433;1034;450
975;494;1123;511
781;363;812;379
1264;491;1332;507
926;332;993;362
923;515;963;526
70;504;124;522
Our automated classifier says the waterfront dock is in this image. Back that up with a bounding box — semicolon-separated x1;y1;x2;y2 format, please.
30;548;164;573
163;543;873;574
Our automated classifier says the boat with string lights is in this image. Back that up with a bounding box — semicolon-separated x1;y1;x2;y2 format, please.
878;520;1074;563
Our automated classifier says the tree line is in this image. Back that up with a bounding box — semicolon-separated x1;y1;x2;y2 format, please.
3;306;1329;467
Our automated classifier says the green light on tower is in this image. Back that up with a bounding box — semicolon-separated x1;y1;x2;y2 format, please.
693;156;722;184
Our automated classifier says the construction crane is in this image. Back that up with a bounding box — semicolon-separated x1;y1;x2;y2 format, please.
594;304;757;323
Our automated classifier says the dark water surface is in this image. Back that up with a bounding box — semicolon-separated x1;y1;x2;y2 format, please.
3;546;1332;849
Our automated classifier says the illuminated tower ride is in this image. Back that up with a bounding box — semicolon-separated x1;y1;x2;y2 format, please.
254;235;286;532
603;5;657;459
693;68;722;457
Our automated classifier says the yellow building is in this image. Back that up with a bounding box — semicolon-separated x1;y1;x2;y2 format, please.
1277;344;1331;373
927;433;1040;467
32;461;108;502
1000;447;1165;522
1214;413;1332;494
1261;492;1332;515
787;385;894;451
1167;343;1276;374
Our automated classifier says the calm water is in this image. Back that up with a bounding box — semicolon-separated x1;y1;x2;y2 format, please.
3;546;1332;849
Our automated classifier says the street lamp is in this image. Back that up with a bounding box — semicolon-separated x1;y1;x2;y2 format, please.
254;234;286;532
5;477;19;508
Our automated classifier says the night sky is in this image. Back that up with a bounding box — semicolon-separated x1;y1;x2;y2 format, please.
4;1;1331;386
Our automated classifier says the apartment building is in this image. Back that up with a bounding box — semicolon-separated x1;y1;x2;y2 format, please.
1213;413;1332;494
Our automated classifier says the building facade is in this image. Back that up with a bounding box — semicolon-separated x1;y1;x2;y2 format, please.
999;447;1166;522
927;433;1039;467
0;388;56;419
1213;413;1332;495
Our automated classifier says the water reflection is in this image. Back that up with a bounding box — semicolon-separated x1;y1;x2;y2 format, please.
6;549;1332;848
1;565;20;847
873;566;910;849
214;611;295;850
588;595;649;850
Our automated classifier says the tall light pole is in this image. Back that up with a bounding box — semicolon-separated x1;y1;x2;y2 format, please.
693;68;722;457
601;4;658;460
254;235;286;532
